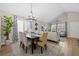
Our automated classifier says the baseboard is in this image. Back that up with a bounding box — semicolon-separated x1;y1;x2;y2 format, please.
47;39;59;43
67;37;79;40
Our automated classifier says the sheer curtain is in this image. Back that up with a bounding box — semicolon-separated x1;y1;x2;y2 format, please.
13;15;18;41
17;20;23;32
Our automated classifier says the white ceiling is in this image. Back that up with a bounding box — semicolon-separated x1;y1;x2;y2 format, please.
0;3;79;23
61;3;79;12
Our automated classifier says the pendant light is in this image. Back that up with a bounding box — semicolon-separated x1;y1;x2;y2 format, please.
27;3;37;21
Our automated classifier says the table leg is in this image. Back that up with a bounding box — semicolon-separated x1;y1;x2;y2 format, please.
31;39;34;54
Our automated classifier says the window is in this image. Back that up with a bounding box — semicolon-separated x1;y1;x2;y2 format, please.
51;24;56;32
17;20;23;32
17;20;32;33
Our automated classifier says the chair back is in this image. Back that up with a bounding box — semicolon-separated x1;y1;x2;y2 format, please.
19;32;24;42
19;32;27;46
40;32;48;44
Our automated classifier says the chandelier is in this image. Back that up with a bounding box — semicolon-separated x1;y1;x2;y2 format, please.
27;3;37;21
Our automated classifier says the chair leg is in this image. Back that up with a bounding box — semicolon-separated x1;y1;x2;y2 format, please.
34;44;37;50
20;41;22;47
41;47;43;54
45;44;47;50
26;47;27;53
22;44;25;50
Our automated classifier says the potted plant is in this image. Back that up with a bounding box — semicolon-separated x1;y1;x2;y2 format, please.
2;16;13;41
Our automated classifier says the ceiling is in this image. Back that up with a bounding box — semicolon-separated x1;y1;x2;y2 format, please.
0;3;79;23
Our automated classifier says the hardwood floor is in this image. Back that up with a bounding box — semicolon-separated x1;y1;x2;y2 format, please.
0;37;79;56
0;46;12;56
61;38;79;56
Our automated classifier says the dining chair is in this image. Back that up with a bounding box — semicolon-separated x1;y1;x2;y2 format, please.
35;32;48;54
19;32;30;53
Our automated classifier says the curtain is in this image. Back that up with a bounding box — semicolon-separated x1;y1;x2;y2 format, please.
13;15;18;41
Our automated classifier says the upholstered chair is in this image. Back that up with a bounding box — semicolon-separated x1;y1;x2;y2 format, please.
19;32;29;53
36;32;48;54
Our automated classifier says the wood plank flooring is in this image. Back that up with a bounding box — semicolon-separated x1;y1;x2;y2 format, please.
0;37;79;56
61;38;79;56
0;46;12;56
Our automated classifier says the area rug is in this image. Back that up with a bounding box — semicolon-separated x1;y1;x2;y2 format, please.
10;41;64;56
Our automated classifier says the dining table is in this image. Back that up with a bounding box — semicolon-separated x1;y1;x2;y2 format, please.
26;33;41;54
